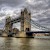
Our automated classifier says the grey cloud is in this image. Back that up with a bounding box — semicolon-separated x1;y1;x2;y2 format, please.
0;0;50;30
0;0;25;7
0;19;5;29
0;13;5;17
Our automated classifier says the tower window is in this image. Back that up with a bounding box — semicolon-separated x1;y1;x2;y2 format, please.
26;28;30;31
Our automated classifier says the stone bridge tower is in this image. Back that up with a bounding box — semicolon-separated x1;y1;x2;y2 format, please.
5;16;12;33
21;8;31;32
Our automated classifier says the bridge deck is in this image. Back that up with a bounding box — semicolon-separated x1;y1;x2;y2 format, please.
27;31;50;33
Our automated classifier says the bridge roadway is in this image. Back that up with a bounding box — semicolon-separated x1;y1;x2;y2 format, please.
28;31;50;33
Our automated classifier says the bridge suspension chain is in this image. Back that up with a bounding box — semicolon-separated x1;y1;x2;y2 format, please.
25;17;50;31
31;19;50;31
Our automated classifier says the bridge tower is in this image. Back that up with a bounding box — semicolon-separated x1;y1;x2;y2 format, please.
21;8;31;32
5;16;12;33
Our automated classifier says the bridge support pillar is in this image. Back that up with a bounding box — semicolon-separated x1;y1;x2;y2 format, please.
21;8;31;32
20;8;31;37
5;16;12;34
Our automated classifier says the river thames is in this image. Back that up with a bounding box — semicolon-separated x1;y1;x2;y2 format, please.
0;37;50;50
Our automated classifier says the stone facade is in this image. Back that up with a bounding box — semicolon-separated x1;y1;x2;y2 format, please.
5;16;12;33
21;8;31;32
12;28;19;34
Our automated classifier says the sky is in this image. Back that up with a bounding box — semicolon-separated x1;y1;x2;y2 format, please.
0;0;50;31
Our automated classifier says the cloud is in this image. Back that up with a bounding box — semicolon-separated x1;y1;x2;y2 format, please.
0;0;50;31
0;0;26;7
27;0;50;29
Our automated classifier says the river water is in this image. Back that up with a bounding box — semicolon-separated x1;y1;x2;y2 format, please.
0;37;50;50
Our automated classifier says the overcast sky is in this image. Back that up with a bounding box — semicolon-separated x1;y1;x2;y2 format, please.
0;0;50;31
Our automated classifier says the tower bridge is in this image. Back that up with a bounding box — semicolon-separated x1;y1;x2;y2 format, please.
5;8;50;37
5;8;31;32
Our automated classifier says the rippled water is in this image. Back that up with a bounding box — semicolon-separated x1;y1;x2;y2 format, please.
0;37;50;50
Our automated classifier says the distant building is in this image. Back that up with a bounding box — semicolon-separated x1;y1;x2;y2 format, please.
35;33;45;36
12;28;19;34
35;33;50;36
